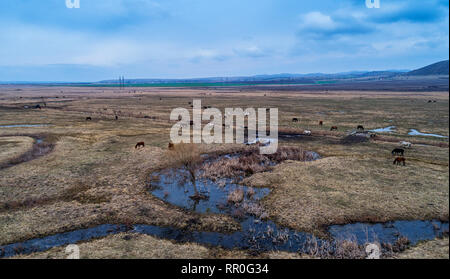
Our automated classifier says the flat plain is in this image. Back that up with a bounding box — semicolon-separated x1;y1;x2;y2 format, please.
0;85;448;259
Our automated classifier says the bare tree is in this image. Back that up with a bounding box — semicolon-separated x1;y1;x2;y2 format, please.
167;143;207;200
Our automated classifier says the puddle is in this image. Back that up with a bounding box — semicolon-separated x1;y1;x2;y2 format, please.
369;126;396;133
0;124;51;128
408;129;448;139
330;220;448;245
151;170;269;214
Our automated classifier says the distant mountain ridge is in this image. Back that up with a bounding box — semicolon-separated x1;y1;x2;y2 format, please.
406;60;449;76
98;70;408;84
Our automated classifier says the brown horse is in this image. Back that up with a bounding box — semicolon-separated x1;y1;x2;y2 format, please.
330;126;338;131
168;142;175;150
393;157;406;166
357;125;364;131
292;118;299;122
86;117;92;121
135;142;145;149
319;121;323;126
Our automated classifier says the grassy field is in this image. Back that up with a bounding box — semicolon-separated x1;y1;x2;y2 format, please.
0;86;448;258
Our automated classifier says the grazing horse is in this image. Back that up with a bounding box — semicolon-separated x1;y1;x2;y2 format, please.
292;118;299;122
400;141;412;148
330;126;338;131
357;125;364;131
392;148;405;156
135;142;145;149
319;121;323;126
115;115;118;120
393;157;406;166
86;117;92;121
168;142;175;150
304;130;312;136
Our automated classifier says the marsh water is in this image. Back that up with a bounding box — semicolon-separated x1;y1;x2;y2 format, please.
0;151;448;258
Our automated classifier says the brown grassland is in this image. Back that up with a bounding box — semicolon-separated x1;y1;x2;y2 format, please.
0;86;448;259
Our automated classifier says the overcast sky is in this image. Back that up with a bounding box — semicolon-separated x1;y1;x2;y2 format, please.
0;0;448;81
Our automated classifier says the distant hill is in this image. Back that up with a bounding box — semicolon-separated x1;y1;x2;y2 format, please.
97;70;407;85
406;60;449;76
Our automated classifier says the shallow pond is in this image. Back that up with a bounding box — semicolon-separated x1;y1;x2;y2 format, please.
151;170;270;214
408;129;448;139
369;126;396;133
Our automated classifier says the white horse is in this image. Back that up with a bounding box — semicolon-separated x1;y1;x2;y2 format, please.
400;141;412;148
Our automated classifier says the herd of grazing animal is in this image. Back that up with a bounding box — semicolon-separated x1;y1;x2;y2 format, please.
292;118;411;167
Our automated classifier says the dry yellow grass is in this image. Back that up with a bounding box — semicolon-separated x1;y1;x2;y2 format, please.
391;237;449;259
0;86;448;258
247;155;448;237
0;136;34;166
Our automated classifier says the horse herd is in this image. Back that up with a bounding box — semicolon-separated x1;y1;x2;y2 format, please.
134;119;410;167
292;118;409;166
292;119;366;133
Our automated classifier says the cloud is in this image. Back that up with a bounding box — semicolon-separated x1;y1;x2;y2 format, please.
0;0;171;32
233;46;271;58
0;0;448;80
367;1;448;23
297;11;373;39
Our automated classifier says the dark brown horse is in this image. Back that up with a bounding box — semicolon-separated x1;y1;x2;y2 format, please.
292;118;299;122
135;142;145;149
392;148;404;156
330;126;338;131
86;117;92;121
357;125;364;131
168;142;175;150
319;121;323;126
393;157;406;166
